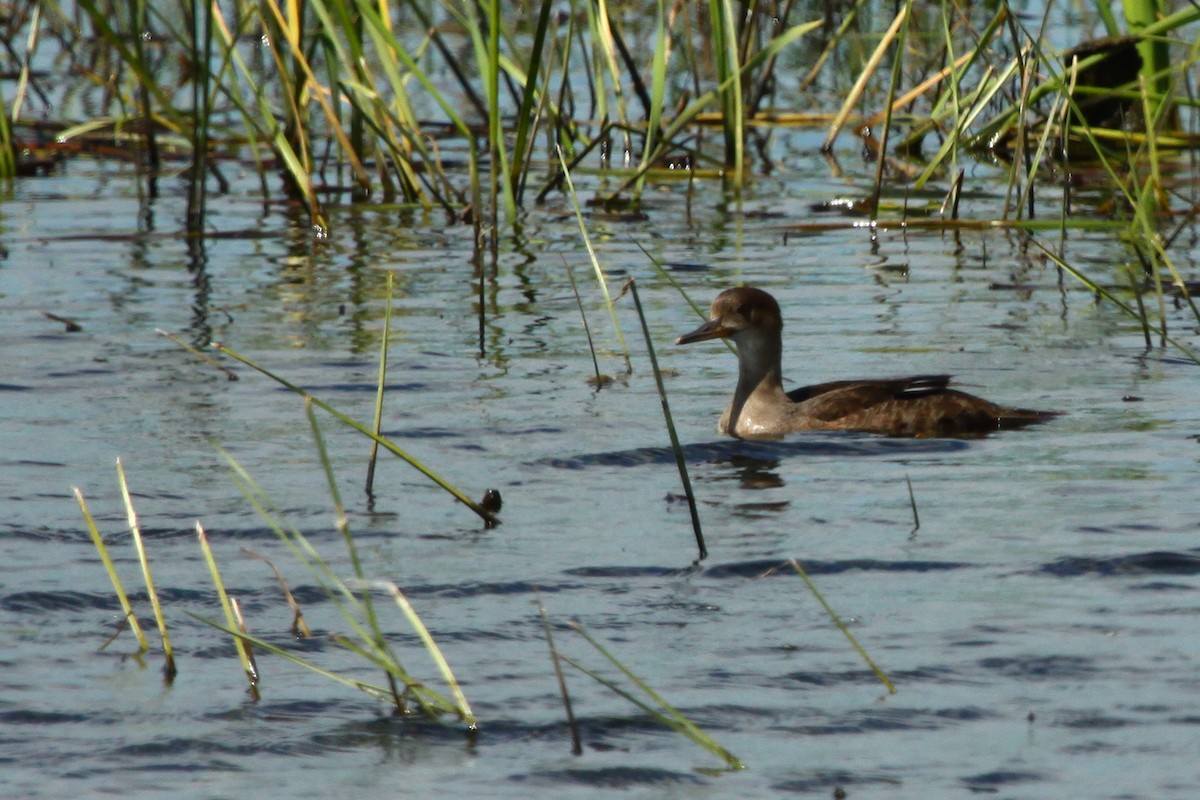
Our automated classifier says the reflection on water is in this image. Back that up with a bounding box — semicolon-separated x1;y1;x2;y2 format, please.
541;435;971;468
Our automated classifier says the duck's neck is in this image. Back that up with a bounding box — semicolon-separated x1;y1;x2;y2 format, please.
726;328;786;433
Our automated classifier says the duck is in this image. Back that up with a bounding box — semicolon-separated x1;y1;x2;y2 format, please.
676;286;1057;439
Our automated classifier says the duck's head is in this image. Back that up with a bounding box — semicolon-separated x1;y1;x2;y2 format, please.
676;286;783;345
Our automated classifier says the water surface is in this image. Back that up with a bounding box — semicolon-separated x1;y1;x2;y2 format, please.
3;134;1200;799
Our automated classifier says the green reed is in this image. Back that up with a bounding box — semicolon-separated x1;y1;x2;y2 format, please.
74;486;150;653
364;272;395;497
557;147;632;373
788;559;895;694
560;619;744;770
0;83;15;179
17;0;832;226
116;458;177;680
197;521;259;696
208;341;499;526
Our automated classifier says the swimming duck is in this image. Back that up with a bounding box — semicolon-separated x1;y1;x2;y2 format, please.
676;287;1057;439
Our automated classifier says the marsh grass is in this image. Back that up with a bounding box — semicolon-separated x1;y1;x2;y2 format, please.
11;0;826;225
212;443;474;722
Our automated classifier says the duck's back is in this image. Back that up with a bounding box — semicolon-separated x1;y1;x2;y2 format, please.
787;375;1056;437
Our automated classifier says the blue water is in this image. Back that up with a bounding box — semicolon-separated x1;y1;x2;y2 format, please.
4;135;1200;798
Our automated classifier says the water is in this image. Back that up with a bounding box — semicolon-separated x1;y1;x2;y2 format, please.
4;136;1200;799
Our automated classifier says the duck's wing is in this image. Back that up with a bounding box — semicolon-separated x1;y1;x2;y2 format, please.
787;374;1057;436
785;375;954;420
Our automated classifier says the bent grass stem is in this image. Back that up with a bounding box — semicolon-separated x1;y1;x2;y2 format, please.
207;341;498;526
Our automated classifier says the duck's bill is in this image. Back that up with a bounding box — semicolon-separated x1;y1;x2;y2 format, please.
676;318;730;344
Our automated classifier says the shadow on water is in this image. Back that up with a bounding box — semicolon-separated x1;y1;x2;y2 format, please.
539;435;971;470
1035;549;1200;577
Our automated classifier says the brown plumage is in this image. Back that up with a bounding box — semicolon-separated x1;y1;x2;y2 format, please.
676;287;1058;439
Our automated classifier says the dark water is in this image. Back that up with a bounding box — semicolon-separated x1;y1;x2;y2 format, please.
4;132;1200;799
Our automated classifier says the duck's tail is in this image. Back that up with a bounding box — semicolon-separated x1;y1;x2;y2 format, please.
995;406;1061;430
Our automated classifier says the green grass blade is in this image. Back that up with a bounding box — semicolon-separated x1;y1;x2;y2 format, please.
74;487;149;652
189;614;396;702
567;622;744;769
116;458;176;679
196;522;259;690
207;341;498;525
555;147;632;372
355;580;476;729
789;559;894;694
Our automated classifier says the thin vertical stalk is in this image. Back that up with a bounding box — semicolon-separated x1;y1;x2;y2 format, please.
709;0;744;182
555;147;631;372
538;601;582;755
366;272;395;497
509;0;556;205
116;458;176;680
624;278;706;561
186;0;212;234
634;0;669;199
305;398;405;710
0;82;14;180
868;0;911;221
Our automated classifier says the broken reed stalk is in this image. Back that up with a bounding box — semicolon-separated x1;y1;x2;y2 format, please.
241;546;312;637
197;521;259;695
365;271;395;497
116;457;176;680
155;328;238;380
74;486;149;652
564;621;744;770
205;341;498;526
788;559;895;694
622;278;707;562
538;600;582;755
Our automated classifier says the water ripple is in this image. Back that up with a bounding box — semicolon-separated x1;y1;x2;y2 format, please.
704;558;969;579
1037;550;1200;577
